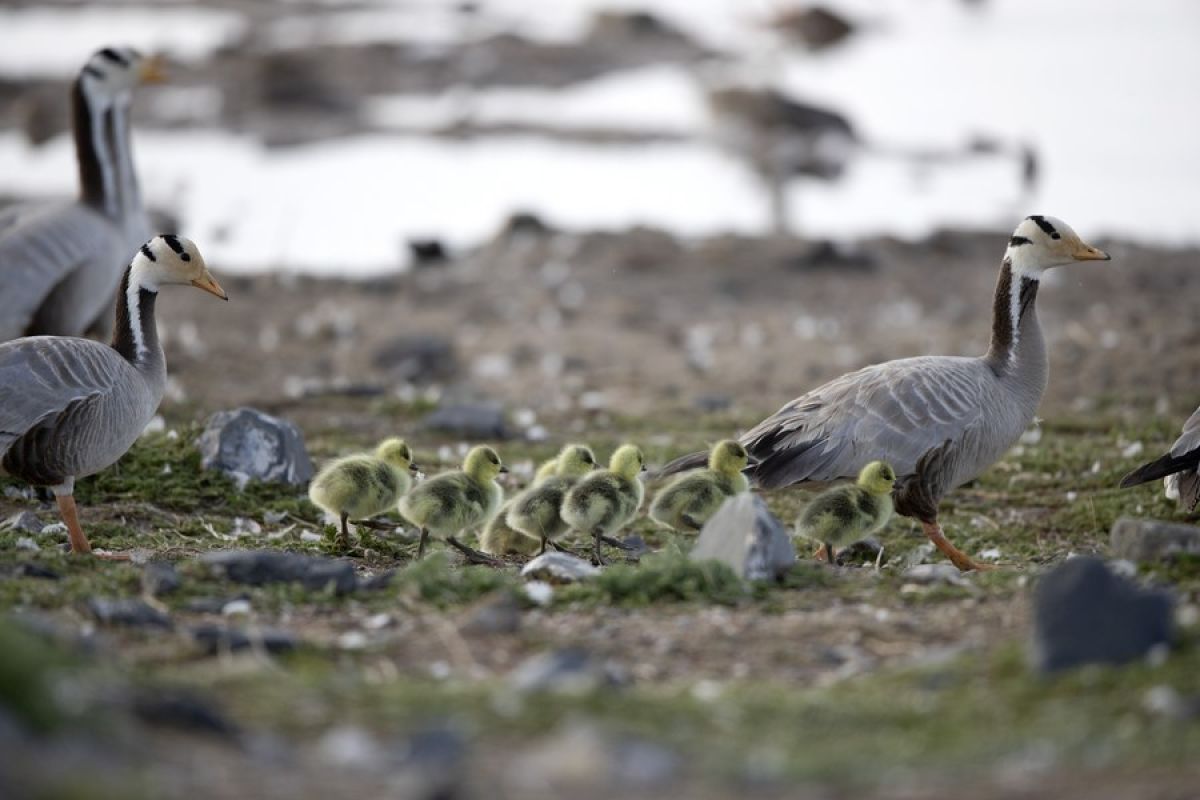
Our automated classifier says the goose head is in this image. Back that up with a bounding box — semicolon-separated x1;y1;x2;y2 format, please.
132;235;227;299
556;444;598;479
79;47;166;103
709;439;751;476
1005;215;1109;278
857;461;897;495
609;444;646;479
464;446;507;482
376;438;417;473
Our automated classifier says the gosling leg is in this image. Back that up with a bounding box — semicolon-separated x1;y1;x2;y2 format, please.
335;512;351;549
592;527;607;566
446;535;503;567
417;527;429;560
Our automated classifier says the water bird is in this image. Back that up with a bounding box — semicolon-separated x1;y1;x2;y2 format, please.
796;461;895;563
480;457;558;557
398;445;507;559
0;47;165;342
561;444;646;565
1120;406;1200;511
659;216;1112;571
506;443;598;554
308;438;419;547
0;235;226;556
649;440;751;532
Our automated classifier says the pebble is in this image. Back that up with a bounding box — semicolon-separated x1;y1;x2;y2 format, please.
196;407;314;487
461;592;521;635
2;511;43;536
200;550;358;594
520;552;599;583
509;647;626;694
1110;517;1200;563
15;537;39;552
142;562;182;596
131;688;239;740
190;624;297;655
87;598;172;629
901;564;970;586
691;494;795;581
422;402;511;439
1032;556;1174;673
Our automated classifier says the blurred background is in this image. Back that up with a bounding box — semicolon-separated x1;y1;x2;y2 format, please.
1;0;1199;429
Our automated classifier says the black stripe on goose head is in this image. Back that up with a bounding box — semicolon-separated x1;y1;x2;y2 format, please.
140;243;156;261
1027;215;1061;239
161;234;191;261
99;48;131;66
1008;235;1033;247
82;64;105;79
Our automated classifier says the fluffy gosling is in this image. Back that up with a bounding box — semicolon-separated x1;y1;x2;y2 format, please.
480;457;559;557
561;444;646;565
796;461;896;563
507;444;599;555
398;445;507;559
308;438;418;547
649;440;751;532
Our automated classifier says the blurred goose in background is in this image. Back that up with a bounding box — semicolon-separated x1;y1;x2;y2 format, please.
649;440;751;532
506;443;598;554
706;84;856;236
1120;406;1200;511
399;445;507;560
479;457;558;557
0;47;163;342
0;235;226;556
562;444;646;565
308;438;419;548
796;460;895;563
660;216;1111;571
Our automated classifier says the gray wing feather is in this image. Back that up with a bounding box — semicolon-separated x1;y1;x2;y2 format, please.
745;357;992;488
0;201;118;340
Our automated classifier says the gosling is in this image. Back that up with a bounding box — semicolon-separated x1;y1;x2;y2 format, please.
507;444;599;555
795;461;896;564
649;440;751;532
398;445;507;559
561;444;646;565
480;457;558;557
308;438;418;548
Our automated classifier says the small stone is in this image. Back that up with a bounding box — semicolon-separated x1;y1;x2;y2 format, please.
523;581;554;606
691;495;796;581
40;522;67;537
222;599;252;616
14;563;59;580
142;562;182;596
768;5;856;50
190;624;297;655
15;537;39;552
422;402;511;439
363;613;392;630
2;511;43;535
300;531;323;543
184;594;250;614
1032;557;1174;673
461;592;522;635
264;510;288;525
87;597;172;629
901;564;969;586
338;631;368;650
200;550;358;594
837;537;883;563
692;393;732;413
1110;517;1200;563
509;647;623;694
1142;685;1200;720
521;552;600;583
318;725;383;768
131;689;239;739
371;335;456;383
196;407;314;486
611;737;681;787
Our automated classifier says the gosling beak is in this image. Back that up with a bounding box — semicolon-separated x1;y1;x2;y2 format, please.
409;463;421;473
190;271;228;301
499;465;510;474
138;55;168;85
1071;241;1110;262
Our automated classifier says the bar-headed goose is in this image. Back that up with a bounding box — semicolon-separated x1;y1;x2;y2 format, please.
1120;406;1200;511
0;47;164;342
0;235;226;556
659;216;1111;571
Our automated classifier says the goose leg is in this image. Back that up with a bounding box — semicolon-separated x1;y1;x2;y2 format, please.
538;535;548;556
446;536;503;567
55;491;91;555
921;520;993;572
824;542;837;565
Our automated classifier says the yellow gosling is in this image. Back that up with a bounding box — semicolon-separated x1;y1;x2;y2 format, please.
308;438;417;547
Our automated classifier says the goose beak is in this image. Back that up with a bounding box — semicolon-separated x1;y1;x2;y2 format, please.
499;465;510;474
138;55;168;85
191;271;228;301
1071;241;1110;261
409;463;421;473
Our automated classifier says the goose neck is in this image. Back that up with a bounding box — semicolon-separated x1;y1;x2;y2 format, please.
109;261;163;372
72;81;140;220
984;258;1045;380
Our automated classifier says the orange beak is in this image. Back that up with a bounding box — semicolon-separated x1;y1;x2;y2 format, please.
191;271;228;301
1071;241;1110;261
138;55;168;85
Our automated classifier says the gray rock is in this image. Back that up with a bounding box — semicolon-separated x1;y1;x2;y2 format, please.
612;737;681;788
691;494;796;581
521;552;600;583
87;597;172;629
460;592;521;635
422;402;510;439
191;624;297;655
131;688;239;740
14;563;59;581
196;407;313;487
142;562;182;596
1032;556;1174;673
184;594;250;614
200;550;357;594
371;335;457;383
1111;517;1200;563
509;647;626;694
902;564;969;586
2;511;43;536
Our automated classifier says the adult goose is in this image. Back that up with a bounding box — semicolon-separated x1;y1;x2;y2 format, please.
0;235;226;556
659;216;1111;571
1120;406;1200;511
0;47;164;342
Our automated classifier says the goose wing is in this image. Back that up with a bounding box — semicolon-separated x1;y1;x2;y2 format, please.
743;356;993;488
0;337;129;462
1120;405;1200;488
0;202;114;341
